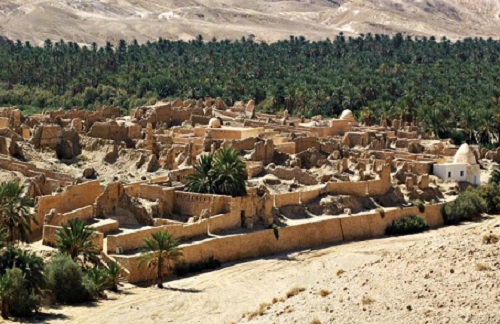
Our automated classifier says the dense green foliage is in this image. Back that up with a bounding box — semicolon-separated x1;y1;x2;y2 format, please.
45;254;90;304
0;246;44;318
0;181;36;243
0;34;499;144
0;246;45;294
185;147;248;197
0;267;40;318
139;231;183;288
443;190;487;224
385;215;429;236
478;170;500;215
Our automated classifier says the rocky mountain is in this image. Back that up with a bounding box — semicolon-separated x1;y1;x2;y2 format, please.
0;0;499;45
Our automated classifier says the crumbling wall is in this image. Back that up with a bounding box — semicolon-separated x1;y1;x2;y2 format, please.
173;192;231;217
35;181;103;231
114;202;446;283
266;166;318;185
44;205;94;226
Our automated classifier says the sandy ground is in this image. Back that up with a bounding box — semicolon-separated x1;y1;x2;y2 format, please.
28;215;500;324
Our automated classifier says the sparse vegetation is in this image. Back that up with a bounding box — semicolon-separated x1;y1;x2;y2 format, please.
482;233;499;245
475;263;490;271
362;296;375;305
385;215;429;236
336;269;346;276
286;286;305;299
318;289;331;297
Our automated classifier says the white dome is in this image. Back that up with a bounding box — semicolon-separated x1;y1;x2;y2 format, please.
340;109;355;121
453;143;476;165
208;118;221;128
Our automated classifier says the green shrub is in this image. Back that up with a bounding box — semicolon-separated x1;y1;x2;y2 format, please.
443;190;487;224
412;199;426;213
174;256;221;277
478;183;500;215
0;267;40;318
45;255;89;304
105;260;122;292
84;267;108;299
0;246;45;293
385;215;428;236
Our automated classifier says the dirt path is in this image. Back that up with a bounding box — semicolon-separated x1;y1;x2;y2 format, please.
39;216;500;324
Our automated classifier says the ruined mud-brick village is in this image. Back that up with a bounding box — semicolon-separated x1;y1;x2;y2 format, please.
0;94;499;322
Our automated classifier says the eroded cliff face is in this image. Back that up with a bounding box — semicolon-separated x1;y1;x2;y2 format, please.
0;0;499;45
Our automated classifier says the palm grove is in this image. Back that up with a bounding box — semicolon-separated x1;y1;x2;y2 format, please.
0;33;499;146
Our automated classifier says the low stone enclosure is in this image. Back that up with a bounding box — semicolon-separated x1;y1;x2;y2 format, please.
113;202;446;283
35;166;444;284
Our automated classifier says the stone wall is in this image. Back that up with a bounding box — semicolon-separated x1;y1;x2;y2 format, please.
113;202;446;283
266;166;318;185
107;211;240;254
45;205;94;226
35;181;103;232
173;192;231;217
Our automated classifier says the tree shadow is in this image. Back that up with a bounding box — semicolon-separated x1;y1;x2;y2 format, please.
20;311;70;323
163;286;203;293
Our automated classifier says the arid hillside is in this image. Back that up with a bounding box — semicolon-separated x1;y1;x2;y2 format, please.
0;0;499;45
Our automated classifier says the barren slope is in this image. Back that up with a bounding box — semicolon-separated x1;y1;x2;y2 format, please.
0;0;499;45
37;216;500;324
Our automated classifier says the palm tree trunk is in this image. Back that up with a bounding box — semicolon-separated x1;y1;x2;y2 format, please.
8;225;14;244
157;259;163;289
1;301;9;319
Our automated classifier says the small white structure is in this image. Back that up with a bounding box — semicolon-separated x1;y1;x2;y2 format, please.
433;143;480;185
339;109;355;122
208;117;221;128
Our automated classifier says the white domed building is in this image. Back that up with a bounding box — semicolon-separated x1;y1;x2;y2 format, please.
339;109;356;122
433;143;481;185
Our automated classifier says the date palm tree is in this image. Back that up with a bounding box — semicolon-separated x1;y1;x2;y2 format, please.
184;153;215;194
105;260;122;292
211;147;248;197
185;147;248;197
55;219;97;265
0;181;36;243
139;231;182;288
